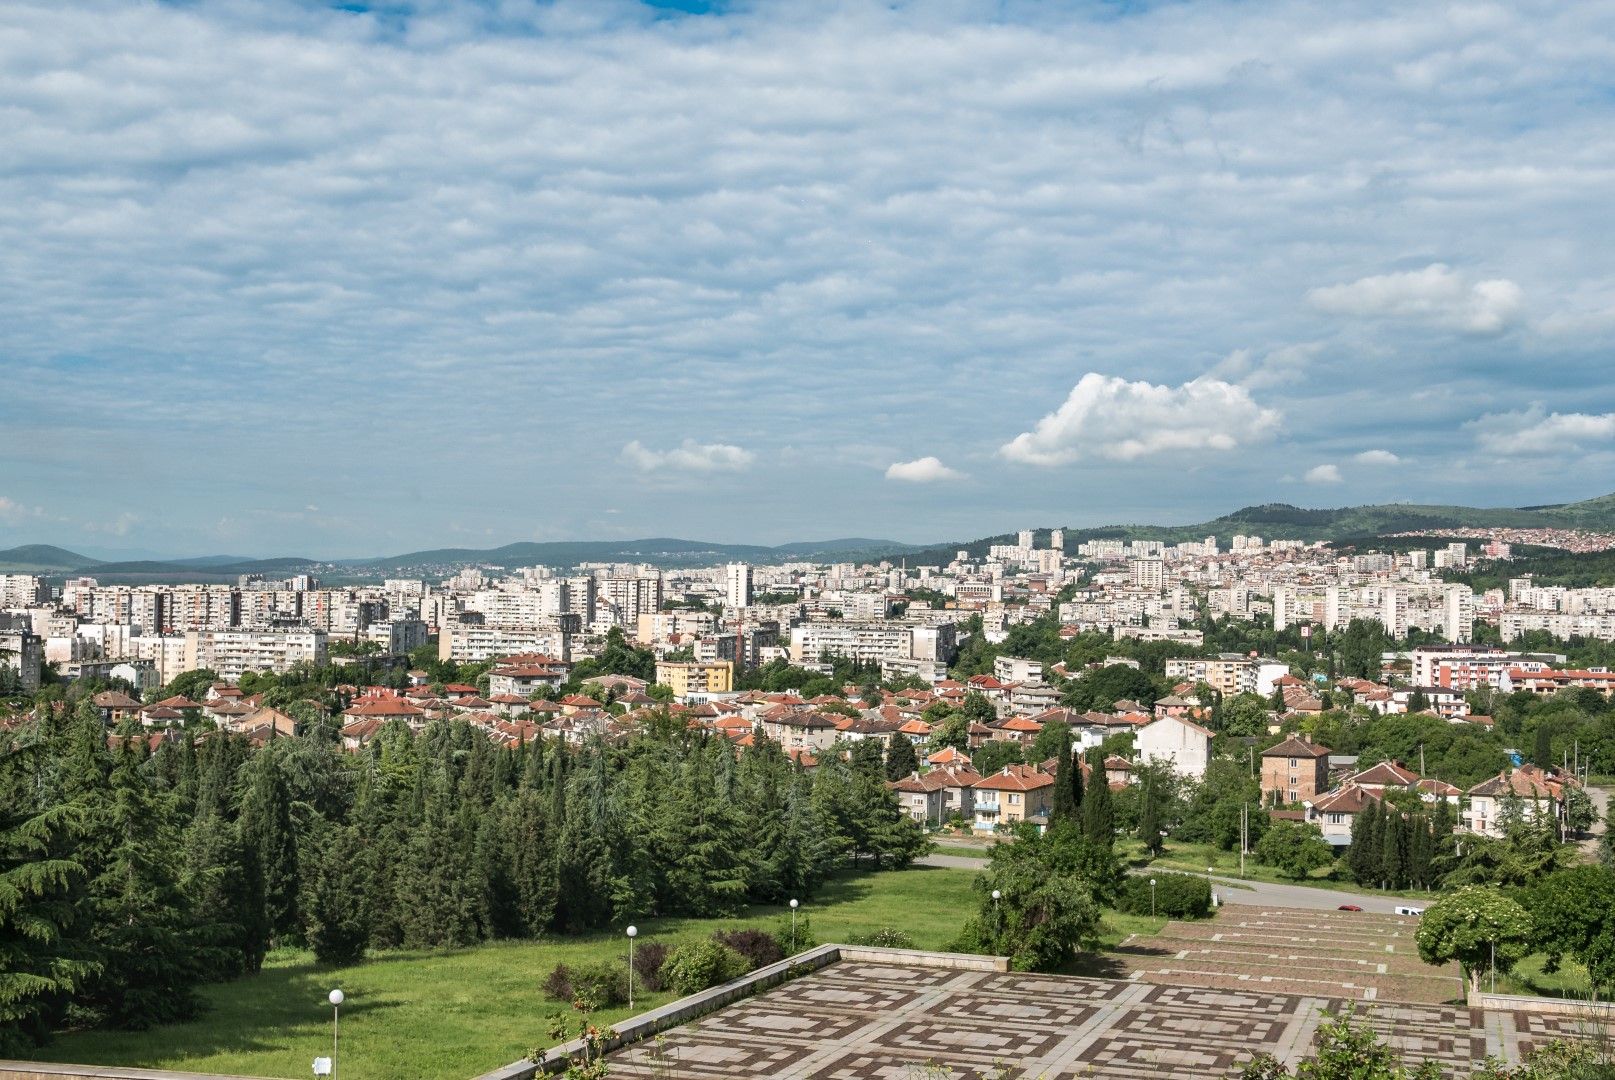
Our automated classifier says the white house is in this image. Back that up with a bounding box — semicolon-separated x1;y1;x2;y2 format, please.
1134;714;1214;780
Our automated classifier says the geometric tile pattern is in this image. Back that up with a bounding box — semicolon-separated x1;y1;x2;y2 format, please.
604;912;1601;1079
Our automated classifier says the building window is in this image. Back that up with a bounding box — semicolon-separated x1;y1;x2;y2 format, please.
1289;757;1297;768
1009;794;1020;805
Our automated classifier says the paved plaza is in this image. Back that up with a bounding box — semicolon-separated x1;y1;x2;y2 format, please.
603;908;1605;1080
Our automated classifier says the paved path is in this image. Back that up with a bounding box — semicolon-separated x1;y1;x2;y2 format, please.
917;853;1417;914
1577;784;1610;859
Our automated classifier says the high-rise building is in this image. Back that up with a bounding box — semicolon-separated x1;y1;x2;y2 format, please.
1017;529;1034;549
725;562;753;610
1049;529;1064;551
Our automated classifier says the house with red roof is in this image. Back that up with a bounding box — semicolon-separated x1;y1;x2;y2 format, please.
972;764;1055;834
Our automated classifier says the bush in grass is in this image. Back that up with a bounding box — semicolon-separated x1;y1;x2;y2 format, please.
632;940;670;992
1116;872;1211;919
543;963;575;1001
846;927;916;949
662;940;750;995
770;913;818;956
542;962;627;1008
712;928;784;970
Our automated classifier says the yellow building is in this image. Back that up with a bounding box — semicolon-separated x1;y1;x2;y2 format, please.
655;660;733;699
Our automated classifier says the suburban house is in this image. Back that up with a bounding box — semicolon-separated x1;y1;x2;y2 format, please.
1465;764;1573;838
1261;735;1332;805
1135;714;1214;780
1307;784;1380;847
889;766;981;827
972;764;1055;834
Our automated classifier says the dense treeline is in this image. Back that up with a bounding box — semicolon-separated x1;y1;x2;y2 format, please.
0;703;926;1054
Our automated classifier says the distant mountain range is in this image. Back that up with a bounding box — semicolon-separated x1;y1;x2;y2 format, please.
5;492;1613;582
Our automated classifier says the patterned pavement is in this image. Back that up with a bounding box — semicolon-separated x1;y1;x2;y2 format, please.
603;959;1548;1079
602;912;1605;1080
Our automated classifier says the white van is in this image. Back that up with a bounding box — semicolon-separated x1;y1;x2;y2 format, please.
1394;905;1425;917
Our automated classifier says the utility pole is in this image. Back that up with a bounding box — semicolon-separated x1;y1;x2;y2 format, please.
1420;743;1426;777
1240;803;1248;878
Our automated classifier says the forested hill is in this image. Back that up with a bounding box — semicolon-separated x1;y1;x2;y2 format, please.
900;492;1615;565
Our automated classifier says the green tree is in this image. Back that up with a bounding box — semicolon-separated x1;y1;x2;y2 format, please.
236;753;300;945
1081;762;1115;846
303;824;370;966
0;743;95;1055
953;831;1101;971
883;733;919;781
1415;886;1533;994
1254;820;1333;880
1518;865;1615;999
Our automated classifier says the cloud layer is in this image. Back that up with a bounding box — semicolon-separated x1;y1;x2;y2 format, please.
1000;375;1282;466
1467;406;1615;457
0;0;1612;551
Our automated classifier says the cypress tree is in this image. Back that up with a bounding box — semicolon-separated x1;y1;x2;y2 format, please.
1138;776;1163;855
1051;751;1078;824
303;824;370;965
504;790;558;935
1380;808;1406;890
237;754;300;943
885;732;919;781
1082;766;1115;847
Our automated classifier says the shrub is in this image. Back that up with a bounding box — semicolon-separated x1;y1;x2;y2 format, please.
542;963;575;1001
632;940;670;992
712;928;784;970
542;961;627;1009
662;940;750;996
847;927;916;949
1115;872;1211;919
770;913;818;956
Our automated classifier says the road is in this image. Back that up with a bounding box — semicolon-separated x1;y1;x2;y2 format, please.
917;852;1416;914
1578;784;1611;859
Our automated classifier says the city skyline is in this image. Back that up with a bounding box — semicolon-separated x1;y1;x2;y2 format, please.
4;0;1614;557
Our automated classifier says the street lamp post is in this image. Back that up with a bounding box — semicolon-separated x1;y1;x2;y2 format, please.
328;989;344;1080
990;889;1002;950
1150;878;1158;918
626;926;638;1010
789;899;799;952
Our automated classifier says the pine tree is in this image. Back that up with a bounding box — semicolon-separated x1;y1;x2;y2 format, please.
504;790;558;935
0;743;94;1056
237;753;300;943
303;824;370;965
884;733;919;781
1380;808;1407;890
1348;801;1382;886
1138;776;1163;855
182;811;261;977
81;747;213;1028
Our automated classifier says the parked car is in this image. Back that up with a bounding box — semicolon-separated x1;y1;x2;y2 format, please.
1337;904;1363;912
1394;905;1425;917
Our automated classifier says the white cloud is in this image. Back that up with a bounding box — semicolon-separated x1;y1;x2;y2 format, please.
0;496;43;526
1304;464;1343;484
1306;264;1523;334
83;512;139;536
885;456;966;483
622;439;754;473
1210;343;1321;389
998;374;1282;466
1466;405;1615;457
1354;449;1401;465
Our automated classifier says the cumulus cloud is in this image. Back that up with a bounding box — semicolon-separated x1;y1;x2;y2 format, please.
885;457;966;483
1307;264;1523;335
1354;449;1401;465
622;439;755;473
1466;405;1615;457
998;374;1281;466
1304;464;1343;484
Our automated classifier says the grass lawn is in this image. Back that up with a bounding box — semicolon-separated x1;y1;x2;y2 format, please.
1499;954;1596;1000
32;866;983;1080
1123;839;1435;899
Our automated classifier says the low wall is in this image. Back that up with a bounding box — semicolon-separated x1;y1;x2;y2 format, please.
1468;991;1615;1017
471;944;1008;1080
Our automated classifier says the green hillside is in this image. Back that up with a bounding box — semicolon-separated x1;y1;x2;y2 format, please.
0;544;102;573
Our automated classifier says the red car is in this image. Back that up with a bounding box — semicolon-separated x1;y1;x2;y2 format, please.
1338;904;1363;912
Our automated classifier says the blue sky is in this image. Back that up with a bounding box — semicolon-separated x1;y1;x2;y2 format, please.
2;0;1614;558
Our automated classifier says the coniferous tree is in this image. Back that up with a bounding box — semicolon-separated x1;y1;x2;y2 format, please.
80;747;214;1028
303;824;370;965
237;753;300;944
1348;801;1383;886
884;733;919;781
504;790;558;935
1138;776;1164;855
1082;766;1115;847
0;743;94;1056
1381;808;1407;889
182;810;262;976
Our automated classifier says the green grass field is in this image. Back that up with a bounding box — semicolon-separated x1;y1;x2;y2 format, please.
1123;839;1435;898
28;864;1169;1080
31;867;986;1080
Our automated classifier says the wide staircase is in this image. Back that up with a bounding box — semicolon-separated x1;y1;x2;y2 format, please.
1115;905;1464;1004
